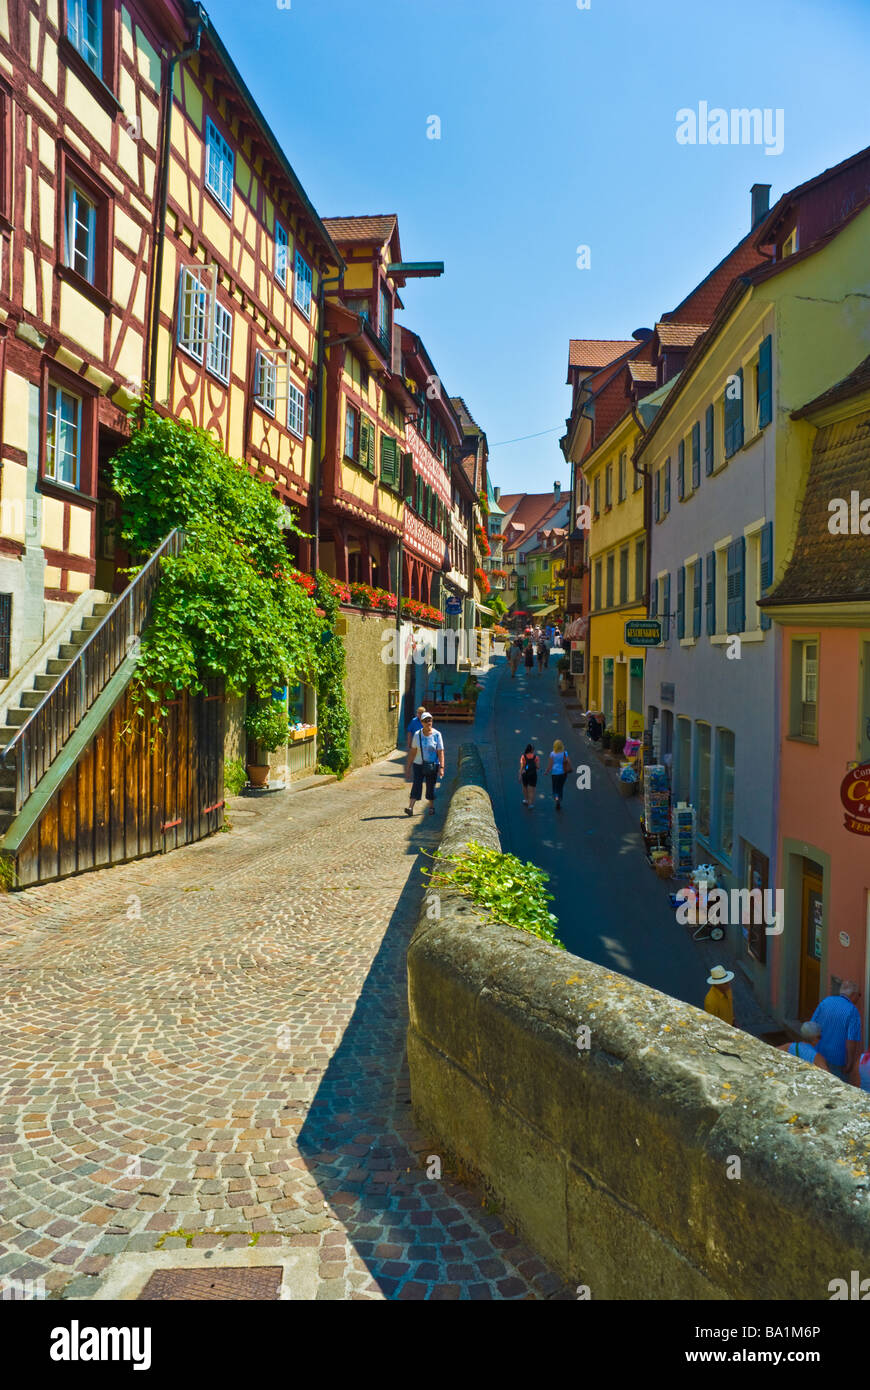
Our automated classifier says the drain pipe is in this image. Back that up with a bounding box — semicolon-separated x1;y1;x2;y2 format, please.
147;12;205;402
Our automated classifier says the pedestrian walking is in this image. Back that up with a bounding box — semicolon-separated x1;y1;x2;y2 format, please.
406;704;426;750
704;965;735;1026
545;739;572;810
404;712;445;817
523;641;534;674
518;743;539;807
811;980;863;1083
509;638;522;678
536;639;546;673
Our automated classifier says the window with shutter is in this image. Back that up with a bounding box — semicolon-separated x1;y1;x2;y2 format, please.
654;469;660;522
677;441;685;500
635;537;645;602
662;574;671;640
726;537;745;633
650;574;658;621
676;566;685;639
705;551;715;634
725;370;744;458
663;458;671;514
593;476;600;517
691;422;701;490
757;335;772;429
705;404;714;474
760;519;773;629
380;435;396;488
693;561;702;638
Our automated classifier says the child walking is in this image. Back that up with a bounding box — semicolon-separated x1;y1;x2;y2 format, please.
518;743;539;807
545;739;572;811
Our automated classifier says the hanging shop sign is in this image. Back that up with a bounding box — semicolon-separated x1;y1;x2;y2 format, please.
840;763;870;836
625;619;662;647
445;597;462;615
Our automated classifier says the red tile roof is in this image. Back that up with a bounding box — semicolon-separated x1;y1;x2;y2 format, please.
628;361;658;382
322;214;398;245
655;322;707;349
568;339;637;370
503;494;568;550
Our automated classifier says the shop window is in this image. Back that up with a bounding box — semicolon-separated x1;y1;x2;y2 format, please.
716;728;735;862
695;723;712;839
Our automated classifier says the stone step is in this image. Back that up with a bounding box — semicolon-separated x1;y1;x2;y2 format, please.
4;707;30;727
45;658;71;676
33;673;57;691
20;689;47;709
57;643;78;661
70;628;91;646
92;601;114;618
0;786;14;812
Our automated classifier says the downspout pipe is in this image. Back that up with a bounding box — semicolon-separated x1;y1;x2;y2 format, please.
147;13;204;403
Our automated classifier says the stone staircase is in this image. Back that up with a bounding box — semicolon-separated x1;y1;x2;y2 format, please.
0;599;115;835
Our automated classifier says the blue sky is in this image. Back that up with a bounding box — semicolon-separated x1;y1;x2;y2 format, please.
205;0;869;493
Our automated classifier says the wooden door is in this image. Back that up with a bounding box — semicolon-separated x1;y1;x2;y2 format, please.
799;870;824;1019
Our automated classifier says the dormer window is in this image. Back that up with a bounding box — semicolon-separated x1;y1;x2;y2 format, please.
782;228;798;257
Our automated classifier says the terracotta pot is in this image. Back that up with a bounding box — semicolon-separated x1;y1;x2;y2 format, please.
246;764;270;788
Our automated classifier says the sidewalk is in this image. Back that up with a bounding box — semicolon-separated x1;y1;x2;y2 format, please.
0;755;569;1300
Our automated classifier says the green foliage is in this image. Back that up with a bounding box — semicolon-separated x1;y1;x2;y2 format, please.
244;700;290;753
224;757;247;797
312;572;351;777
0;855;15;892
424;840;564;948
558;655;570;674
111;408;322;708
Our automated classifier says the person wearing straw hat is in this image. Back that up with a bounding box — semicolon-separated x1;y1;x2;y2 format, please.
704;966;735;1026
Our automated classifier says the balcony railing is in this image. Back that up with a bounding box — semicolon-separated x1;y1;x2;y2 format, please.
2;529;185;815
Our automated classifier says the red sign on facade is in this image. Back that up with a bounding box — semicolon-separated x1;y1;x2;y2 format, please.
840;763;870;835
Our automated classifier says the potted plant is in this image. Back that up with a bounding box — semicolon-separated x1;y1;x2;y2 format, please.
244;698;291;788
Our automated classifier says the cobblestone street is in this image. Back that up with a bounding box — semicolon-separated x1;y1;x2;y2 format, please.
0;754;569;1301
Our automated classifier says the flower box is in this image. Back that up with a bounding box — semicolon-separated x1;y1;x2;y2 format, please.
289;726;316;742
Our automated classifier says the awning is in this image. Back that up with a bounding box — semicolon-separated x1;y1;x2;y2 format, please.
474;602;497;616
529;602;560;618
564;616;588;639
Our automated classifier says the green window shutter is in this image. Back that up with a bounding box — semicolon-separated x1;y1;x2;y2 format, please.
735;368;744;449
654;469;660;522
650;575;658;621
401;452;414;500
677;441;685;500
757;335;772;429
691;421;701;490
705;404;714;474
693;562;702;638
705;550;715;634
663;457;671;514
662;573;671;640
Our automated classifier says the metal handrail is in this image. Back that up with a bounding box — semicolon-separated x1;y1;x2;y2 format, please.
2;528;184;814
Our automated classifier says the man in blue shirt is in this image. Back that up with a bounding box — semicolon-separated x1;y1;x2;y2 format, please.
406;705;426;750
811;981;863;1083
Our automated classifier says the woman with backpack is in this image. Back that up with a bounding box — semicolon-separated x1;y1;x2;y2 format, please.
518;743;539;808
545;739;572;811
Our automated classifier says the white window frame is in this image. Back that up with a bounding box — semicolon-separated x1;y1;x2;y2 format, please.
205;117;234;215
294;250;312;319
45;383;82;489
743;520;765;632
177;265;216;364
711;536;732;643
287;381;305;440
206;300;232;384
254;350;277;417
68;0;102;75
275;221;288;287
65;182;97;284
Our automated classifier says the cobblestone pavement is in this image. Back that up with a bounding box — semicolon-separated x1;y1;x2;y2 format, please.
0;751;570;1301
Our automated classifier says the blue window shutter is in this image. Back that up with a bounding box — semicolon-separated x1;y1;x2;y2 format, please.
735;368;744;450
693;562;702;638
664;457;671;514
757;335;772;429
705;404;714;474
726;541;738;631
662;573;671;640
650;575;658;621
724;393;734;458
677;441;685;500
726;537;746;632
691;421;701;489
676;565;685;639
760;519;773;629
705;551;715;634
654;469;660;522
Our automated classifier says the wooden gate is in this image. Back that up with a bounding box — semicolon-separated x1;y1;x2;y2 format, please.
11;679;224;888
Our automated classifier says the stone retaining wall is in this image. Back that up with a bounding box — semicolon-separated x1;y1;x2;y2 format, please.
406;745;870;1299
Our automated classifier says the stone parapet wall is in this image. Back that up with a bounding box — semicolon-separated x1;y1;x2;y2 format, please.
407;745;870;1300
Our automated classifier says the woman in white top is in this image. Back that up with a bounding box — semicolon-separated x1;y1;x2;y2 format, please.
404;713;445;817
545;739;572;811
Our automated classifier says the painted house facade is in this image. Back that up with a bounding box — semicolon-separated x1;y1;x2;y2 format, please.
761;355;870;1032
400;327;460;611
640;161;870;1012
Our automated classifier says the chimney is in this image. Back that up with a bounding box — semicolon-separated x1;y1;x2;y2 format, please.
751;183;771;230
494;486;501;503
553;481;561;502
